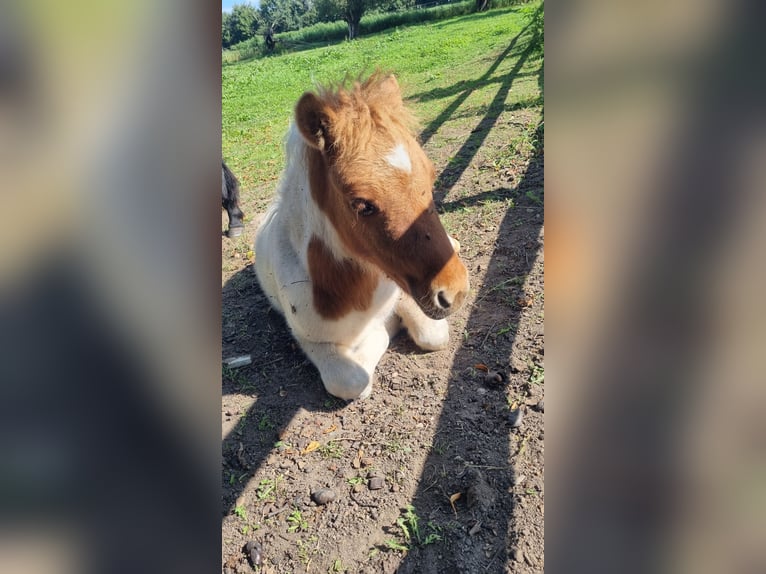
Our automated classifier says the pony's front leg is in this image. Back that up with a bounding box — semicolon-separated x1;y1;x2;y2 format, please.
298;325;389;400
395;293;450;351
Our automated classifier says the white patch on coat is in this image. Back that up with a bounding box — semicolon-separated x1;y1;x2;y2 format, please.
385;143;412;173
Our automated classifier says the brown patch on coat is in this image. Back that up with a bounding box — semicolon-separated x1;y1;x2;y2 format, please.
307;235;380;320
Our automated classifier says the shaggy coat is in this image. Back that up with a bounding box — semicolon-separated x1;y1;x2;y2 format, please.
255;74;468;399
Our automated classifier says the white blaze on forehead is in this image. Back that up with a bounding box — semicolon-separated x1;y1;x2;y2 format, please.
385;143;412;173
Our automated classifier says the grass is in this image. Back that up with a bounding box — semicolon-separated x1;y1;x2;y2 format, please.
297;536;319;566
528;362;544;385
385;539;410;552
233;504;261;536
222;2;543;214
287;509;309;532
257;414;275;430
227;470;248;485
525;189;543;205
385;438;412;454
432;439;449;455
256;476;281;501
235;411;249;432
497;322;517;336
222;364;253;392
385;505;443;553
319;440;345;459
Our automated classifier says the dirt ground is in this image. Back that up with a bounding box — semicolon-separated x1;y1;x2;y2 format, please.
221;52;543;574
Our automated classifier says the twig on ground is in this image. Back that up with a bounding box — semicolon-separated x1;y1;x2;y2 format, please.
265;505;290;519
480;321;498;348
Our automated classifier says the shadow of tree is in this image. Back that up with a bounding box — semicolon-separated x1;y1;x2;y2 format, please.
396;119;543;574
417;7;542;151
431;17;542;202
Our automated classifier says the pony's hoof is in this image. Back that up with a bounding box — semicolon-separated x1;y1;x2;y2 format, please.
354;381;373;401
323;371;373;401
226;226;244;238
410;318;450;351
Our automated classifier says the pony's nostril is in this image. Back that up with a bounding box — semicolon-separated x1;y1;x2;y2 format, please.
437;291;451;309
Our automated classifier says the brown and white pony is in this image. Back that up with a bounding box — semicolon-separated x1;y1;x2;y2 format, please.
254;74;469;400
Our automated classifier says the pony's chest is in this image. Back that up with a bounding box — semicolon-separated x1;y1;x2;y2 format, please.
299;277;399;345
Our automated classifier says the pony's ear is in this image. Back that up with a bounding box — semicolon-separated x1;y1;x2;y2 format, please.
377;74;402;103
295;92;334;151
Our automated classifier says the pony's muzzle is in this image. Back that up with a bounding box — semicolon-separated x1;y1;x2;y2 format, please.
425;253;469;318
436;290;452;309
430;285;467;315
434;288;464;311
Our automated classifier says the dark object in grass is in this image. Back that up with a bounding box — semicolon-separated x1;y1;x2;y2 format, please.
222;161;245;238
264;26;276;52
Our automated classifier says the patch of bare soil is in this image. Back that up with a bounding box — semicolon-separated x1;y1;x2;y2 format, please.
222;73;543;574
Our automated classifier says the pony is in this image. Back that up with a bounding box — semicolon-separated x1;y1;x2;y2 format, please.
254;74;469;400
222;161;245;238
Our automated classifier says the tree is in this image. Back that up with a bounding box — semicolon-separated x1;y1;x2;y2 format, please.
315;0;412;40
315;0;365;39
314;0;343;26
224;3;261;47
260;0;317;34
374;0;414;14
316;0;396;40
345;0;365;39
222;13;233;48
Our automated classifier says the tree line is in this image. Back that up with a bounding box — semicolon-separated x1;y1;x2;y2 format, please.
223;0;438;47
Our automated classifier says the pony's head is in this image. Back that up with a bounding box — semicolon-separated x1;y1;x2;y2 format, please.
296;73;468;319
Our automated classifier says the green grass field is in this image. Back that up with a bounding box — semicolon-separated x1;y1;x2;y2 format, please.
222;2;543;212
222;0;519;63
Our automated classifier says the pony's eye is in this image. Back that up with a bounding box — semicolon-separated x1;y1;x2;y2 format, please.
351;198;378;216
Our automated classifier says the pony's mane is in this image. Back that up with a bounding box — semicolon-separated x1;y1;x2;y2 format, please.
311;72;420;163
